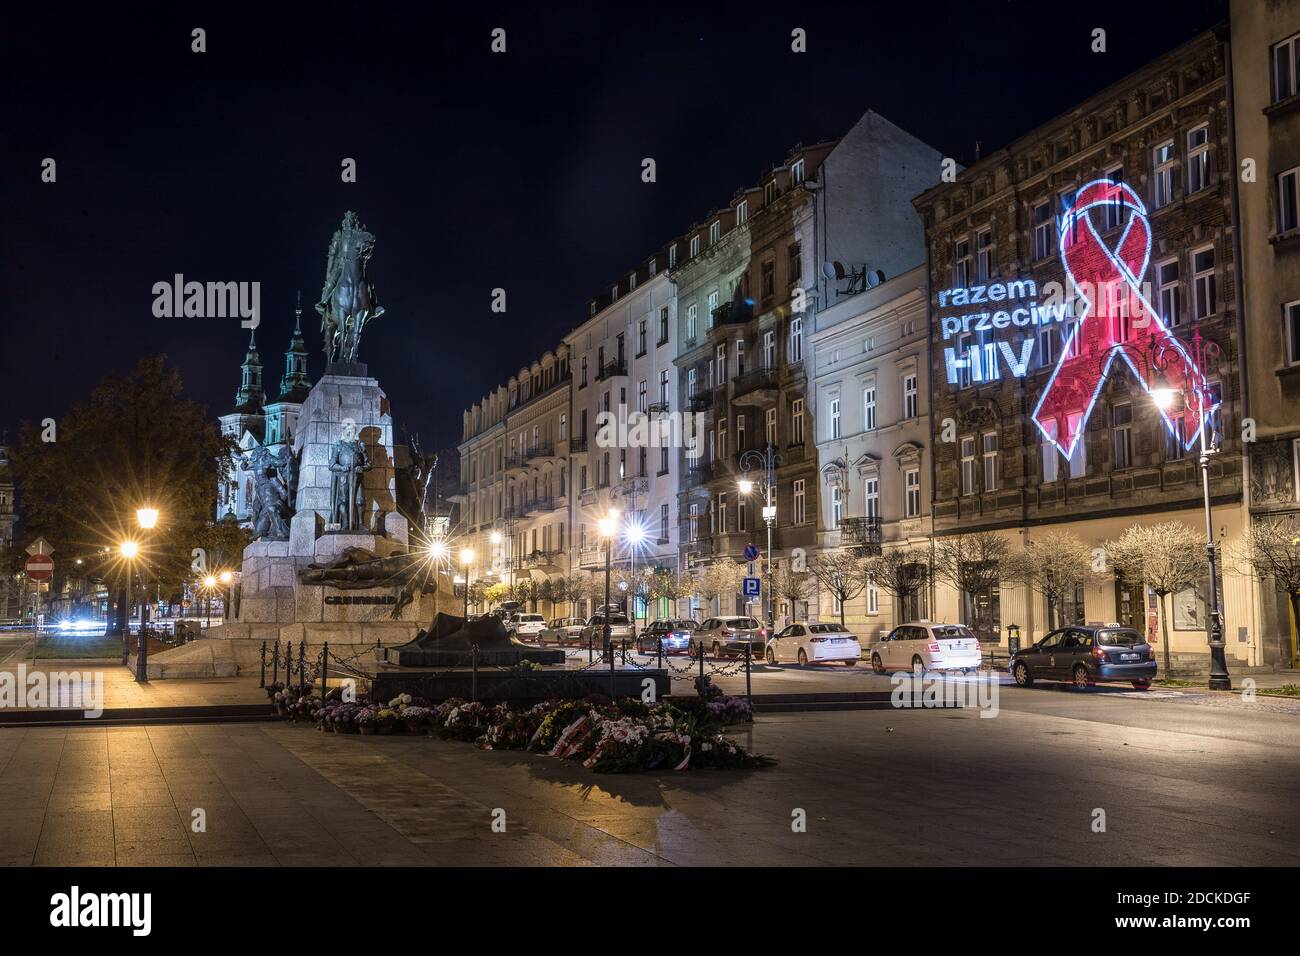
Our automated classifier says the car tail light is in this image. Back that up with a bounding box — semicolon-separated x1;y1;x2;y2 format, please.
1092;646;1107;661
927;642;940;653
759;627;766;638
811;637;828;643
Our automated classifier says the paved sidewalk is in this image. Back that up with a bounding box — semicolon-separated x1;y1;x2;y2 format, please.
0;662;267;711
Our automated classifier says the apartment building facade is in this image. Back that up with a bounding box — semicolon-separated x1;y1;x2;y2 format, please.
1232;1;1300;665
672;110;943;616
810;265;932;639
914;28;1258;661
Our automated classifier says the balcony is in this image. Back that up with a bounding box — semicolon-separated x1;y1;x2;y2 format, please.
504;453;528;473
578;546;609;569
839;515;883;555
732;367;779;405
570;435;588;453
518;549;562;570
595;358;628;382
687;390;713;412
525;442;555;463
525;495;556;516
710;299;754;330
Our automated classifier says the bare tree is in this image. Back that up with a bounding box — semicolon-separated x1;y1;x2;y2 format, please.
1240;516;1300;667
1005;531;1097;630
693;562;744;616
770;563;815;625
1104;522;1206;674
649;568;692;619
934;532;1011;637
865;548;929;622
809;551;869;625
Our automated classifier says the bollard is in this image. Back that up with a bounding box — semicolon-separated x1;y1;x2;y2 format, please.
697;641;705;694
298;642;306;694
320;642;328;698
608;635;616;701
588;632;593;664
471;643;479;702
285;640;293;687
657;637;663;670
259;641;267;688
137;628;148;683
272;639;280;685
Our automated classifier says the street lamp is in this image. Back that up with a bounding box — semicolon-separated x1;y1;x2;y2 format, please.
598;511;619;662
1151;328;1230;690
459;547;475;619
202;574;217;630
738;443;782;634
119;540;139;666
133;506;159;682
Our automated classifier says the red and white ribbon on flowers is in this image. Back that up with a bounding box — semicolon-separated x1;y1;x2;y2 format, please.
1031;179;1212;458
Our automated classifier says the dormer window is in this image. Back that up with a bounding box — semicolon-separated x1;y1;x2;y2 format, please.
790;159;805;186
690;235;700;258
668;244;678;268
764;181;777;205
629;272;637;291
709;220;721;245
736;199;748;225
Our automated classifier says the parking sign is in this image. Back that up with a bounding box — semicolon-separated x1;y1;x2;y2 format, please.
742;576;761;597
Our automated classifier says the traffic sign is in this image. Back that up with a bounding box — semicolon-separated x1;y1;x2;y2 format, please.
743;543;760;562
25;537;54;556
742;576;761;597
25;553;54;581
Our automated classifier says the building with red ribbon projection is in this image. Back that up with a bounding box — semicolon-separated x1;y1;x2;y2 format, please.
913;27;1258;666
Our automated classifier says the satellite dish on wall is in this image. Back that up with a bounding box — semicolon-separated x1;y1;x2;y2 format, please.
820;262;838;280
867;269;885;287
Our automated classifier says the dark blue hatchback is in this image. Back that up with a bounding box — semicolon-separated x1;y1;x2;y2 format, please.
1010;625;1157;690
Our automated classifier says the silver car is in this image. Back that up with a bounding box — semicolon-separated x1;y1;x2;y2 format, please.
692;616;765;659
537;617;586;646
580;612;636;649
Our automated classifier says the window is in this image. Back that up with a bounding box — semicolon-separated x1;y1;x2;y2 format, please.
789;317;803;362
689;235;700;258
736;413;746;451
1153;141;1175;208
788;243;802;284
762;329;775;368
760;260;775;299
792;398;805;444
718;417;727;457
688;503;699;541
766;407;777;445
830;484;843;529
793;479;806;523
735;338;745;375
660;444;669;475
863;387;877;430
709;220;721;245
686;303;697;341
829;397;841;439
718;492;727;531
1042;439;1059;483
1193;247;1216;320
1112;403;1133;469
715;344;726;384
1166;412;1187;461
738;496;747;532
1033;202;1053;260
961;437;977;495
611;284;619;300
657;307;668;345
1285;300;1300;366
1186;126;1209;195
559;413;567;442
904;468;921;518
864;476;879;520
580;356;588;387
668;244;678;268
902;374;918;420
1104;166;1125;230
648;259;657;278
955;331;974;387
1278;165;1300;234
982;431;999;491
976;228;993;282
1038;323;1056;368
1272;32;1300;103
953;239;970;287
659;370;669;404
707;290;718;323
867;581;879;615
637;319;647;355
686;367;697;398
790;159;805;185
629;272;637;292
736;199;748;225
1158;259;1181;327
637;380;647;412
764;181;777;205
580;465;588;491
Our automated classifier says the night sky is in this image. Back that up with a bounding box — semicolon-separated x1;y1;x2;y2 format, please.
1;0;1228;455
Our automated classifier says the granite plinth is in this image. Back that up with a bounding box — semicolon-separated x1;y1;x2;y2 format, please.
370;668;670;705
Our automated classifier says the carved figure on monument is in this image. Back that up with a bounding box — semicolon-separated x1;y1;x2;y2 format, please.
397;428;438;535
329;418;372;531
241;445;295;541
315;211;385;366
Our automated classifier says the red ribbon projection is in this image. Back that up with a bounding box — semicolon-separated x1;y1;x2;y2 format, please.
1031;178;1212;458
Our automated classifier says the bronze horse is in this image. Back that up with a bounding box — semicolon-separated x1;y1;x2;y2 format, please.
315;211;385;365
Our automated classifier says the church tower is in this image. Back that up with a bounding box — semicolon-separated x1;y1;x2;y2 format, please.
265;293;312;450
217;328;267;525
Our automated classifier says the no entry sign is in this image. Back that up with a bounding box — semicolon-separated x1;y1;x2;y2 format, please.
25;553;54;581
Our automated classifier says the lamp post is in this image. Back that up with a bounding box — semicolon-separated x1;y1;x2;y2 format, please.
1149;328;1229;689
459;547;475;619
201;574;216;630
134;507;159;682
218;570;233;621
598;511;619;662
738;443;782;634
119;539;139;667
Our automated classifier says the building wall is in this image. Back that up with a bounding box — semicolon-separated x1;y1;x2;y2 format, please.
914;28;1256;661
1233;1;1300;664
810;265;931;639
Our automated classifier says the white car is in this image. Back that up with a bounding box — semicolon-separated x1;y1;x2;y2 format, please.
870;622;983;673
511;613;547;639
766;621;863;666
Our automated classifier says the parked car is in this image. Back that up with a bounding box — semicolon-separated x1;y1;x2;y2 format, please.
511;613;547;640
579;612;636;648
1009;625;1156;690
692;616;765;659
869;622;983;673
537;617;586;646
766;621;862;666
636;619;699;655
